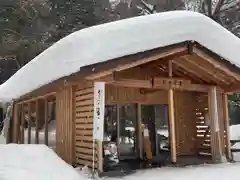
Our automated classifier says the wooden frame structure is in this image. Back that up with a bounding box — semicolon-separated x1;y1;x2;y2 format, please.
8;41;240;172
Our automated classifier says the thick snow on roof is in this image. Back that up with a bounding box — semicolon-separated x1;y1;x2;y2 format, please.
1;10;240;101
0;144;82;180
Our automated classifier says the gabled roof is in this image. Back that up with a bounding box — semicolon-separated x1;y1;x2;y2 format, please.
1;10;240;101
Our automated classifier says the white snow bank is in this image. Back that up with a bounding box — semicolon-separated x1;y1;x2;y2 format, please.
0;10;240;101
230;124;240;140
107;163;240;180
0;144;82;180
0;135;6;144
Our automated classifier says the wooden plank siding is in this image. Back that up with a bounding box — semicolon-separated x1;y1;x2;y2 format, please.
56;86;74;164
74;85;98;168
194;93;211;156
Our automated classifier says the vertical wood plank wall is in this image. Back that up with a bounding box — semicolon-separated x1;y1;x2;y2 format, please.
74;85;97;168
56;86;74;164
174;91;197;155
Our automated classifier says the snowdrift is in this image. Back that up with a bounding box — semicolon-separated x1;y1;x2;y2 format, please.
0;10;240;101
230;124;240;140
0;144;81;180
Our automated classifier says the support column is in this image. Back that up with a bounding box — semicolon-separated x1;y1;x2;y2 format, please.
223;93;231;160
35;100;39;144
208;86;223;163
20;104;25;144
12;103;19;143
168;60;177;163
44;99;48;146
27;102;32;144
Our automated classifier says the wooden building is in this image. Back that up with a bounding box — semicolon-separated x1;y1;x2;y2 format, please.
3;11;240;172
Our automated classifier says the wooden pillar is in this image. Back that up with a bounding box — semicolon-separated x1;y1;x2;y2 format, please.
35;100;39;144
168;60;177;163
208;86;223;163
27;102;32;144
137;103;143;160
223;93;231;160
20;104;25;144
44;99;48;146
12;103;19;143
6;104;13;144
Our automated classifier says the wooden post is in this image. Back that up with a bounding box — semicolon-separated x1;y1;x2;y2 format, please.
222;93;231;160
35;100;39;144
97;141;103;172
20;104;25;144
168;60;177;163
137;103;143;160
208;86;223;163
6;104;13;144
27;102;32;144
44;99;48;146
12;104;19;143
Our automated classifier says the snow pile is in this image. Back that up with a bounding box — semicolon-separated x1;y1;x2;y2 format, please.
0;144;82;180
0;135;6;144
230;124;240;140
0;10;240;101
230;124;240;161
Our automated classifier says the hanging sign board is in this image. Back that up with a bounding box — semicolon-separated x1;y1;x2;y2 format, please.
93;82;105;141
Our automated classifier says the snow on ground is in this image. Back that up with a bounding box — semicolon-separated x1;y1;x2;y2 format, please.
106;163;240;180
1;10;240;101
0;124;239;180
0;144;82;180
230;124;240;140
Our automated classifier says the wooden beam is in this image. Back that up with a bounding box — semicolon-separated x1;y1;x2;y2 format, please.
182;56;229;85
110;79;152;89
44;99;48;146
153;77;191;88
222;93;231;160
208;86;223;163
173;60;212;84
168;60;177;163
193;48;240;82
109;77;217;92
16;92;56;105
225;83;240;93
85;46;188;80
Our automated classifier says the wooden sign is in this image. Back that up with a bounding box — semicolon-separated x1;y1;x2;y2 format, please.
93;82;105;141
153;77;191;89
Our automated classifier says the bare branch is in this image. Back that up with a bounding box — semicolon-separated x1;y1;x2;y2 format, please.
212;0;225;17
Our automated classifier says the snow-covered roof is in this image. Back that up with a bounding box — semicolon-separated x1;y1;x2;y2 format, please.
1;10;240;101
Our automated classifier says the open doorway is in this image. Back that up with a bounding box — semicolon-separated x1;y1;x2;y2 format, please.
141;104;169;158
